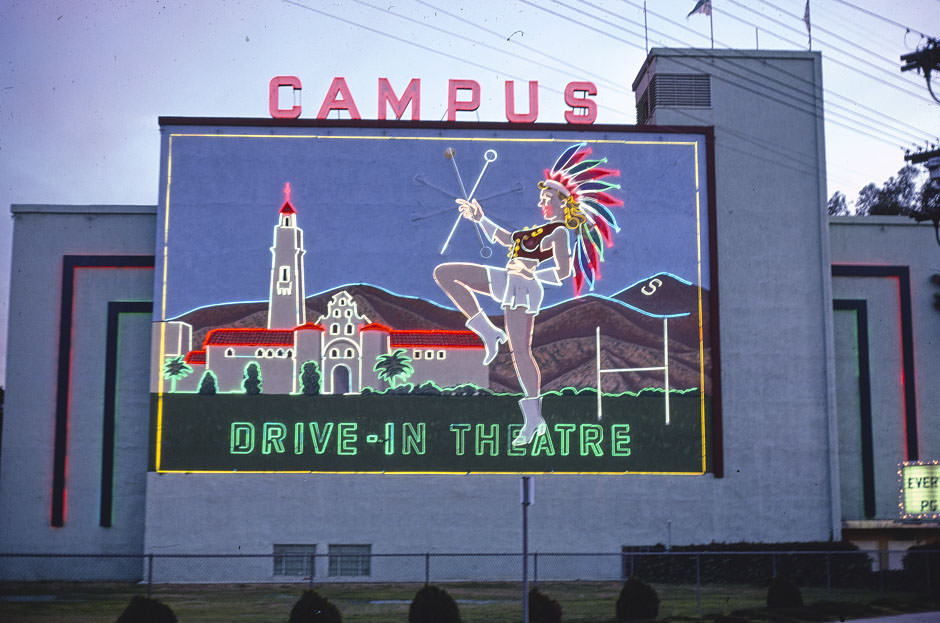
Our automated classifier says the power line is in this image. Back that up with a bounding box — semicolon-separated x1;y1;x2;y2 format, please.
743;0;935;104
415;0;630;94
595;0;929;146
281;0;630;121
620;0;933;144
828;0;933;39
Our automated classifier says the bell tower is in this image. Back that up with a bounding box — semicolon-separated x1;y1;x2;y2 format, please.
267;182;306;329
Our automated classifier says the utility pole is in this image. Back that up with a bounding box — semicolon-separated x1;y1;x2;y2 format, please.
901;37;940;104
900;36;940;247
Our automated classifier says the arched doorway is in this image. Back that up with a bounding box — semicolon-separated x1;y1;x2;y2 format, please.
332;365;351;395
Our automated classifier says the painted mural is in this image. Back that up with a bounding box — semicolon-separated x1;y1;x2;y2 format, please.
151;123;716;474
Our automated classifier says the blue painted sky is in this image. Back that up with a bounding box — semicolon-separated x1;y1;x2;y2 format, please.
157;125;710;320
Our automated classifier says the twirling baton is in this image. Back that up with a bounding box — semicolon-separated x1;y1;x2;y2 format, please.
440;148;498;256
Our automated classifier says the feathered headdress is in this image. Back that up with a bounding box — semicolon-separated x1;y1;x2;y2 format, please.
542;142;622;296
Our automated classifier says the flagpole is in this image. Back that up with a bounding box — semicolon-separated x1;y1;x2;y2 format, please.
709;8;714;49
644;1;649;54
804;0;812;50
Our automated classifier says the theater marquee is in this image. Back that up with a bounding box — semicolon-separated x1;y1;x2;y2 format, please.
151;119;718;475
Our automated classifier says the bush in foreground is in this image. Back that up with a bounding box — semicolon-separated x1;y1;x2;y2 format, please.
409;584;461;623
290;589;342;623
616;576;659;621
529;586;563;623
766;576;803;609
116;595;177;623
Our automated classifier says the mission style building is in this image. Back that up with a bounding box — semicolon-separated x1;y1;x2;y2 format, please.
150;185;488;395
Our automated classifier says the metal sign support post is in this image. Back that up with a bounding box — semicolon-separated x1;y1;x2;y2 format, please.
521;476;533;623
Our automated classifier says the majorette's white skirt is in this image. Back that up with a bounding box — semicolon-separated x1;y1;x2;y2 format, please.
486;266;543;315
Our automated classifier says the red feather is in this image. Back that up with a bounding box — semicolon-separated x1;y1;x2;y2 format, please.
573;167;620;182
595;218;613;247
592;191;624;207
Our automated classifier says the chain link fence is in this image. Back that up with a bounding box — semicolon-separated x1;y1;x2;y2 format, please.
1;548;938;594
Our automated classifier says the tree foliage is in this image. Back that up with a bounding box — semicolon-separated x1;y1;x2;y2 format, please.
243;362;262;395
827;191;849;216
833;164;940;246
852;165;923;216
373;349;414;389
198;370;217;395
300;361;321;396
162;356;192;392
912;178;940;246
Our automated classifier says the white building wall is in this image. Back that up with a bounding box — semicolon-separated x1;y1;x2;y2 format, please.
0;205;155;580
830;216;940;522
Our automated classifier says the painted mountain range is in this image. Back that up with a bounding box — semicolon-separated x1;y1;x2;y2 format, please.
172;274;712;395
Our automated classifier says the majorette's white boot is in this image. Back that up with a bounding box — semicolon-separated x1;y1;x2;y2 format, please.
512;396;547;447
465;311;506;365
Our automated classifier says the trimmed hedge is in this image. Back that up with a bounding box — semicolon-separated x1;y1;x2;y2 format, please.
616;576;659;621
116;595;177;623
529;586;563;623
621;541;872;587
766;576;803;608
901;545;940;597
409;585;460;623
289;589;342;623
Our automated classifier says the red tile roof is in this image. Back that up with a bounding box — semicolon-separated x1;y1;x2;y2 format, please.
389;330;482;349
360;322;393;332
185;350;206;365
204;328;295;347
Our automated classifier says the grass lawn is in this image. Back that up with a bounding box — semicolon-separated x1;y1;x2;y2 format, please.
1;581;937;622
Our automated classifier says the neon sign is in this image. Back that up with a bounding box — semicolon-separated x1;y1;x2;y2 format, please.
152;121;718;475
899;461;940;520
269;76;598;124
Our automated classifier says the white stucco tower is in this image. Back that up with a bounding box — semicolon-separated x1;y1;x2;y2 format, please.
267;182;306;329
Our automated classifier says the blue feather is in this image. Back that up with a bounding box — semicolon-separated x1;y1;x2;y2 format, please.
551;142;587;174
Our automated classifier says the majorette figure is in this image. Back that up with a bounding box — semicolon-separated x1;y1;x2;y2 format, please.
434;142;622;446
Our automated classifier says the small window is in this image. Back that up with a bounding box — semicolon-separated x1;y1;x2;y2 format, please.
339;297;347;305
256;349;263;357
345;324;353;335
345;310;351;317
425;350;433;360
274;544;316;577
328;544;371;577
279;266;290;282
437;350;445;359
286;349;293;358
330;349;339;358
413;350;422;359
331;324;339;334
276;349;284;357
345;348;353;358
333;309;340;317
225;348;235;357
267;349;274;358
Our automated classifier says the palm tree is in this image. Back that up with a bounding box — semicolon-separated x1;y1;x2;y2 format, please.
163;356;192;393
373;349;414;389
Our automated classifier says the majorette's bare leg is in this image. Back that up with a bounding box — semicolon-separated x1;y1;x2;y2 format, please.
504;306;540;397
433;262;491;318
434;262;506;365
